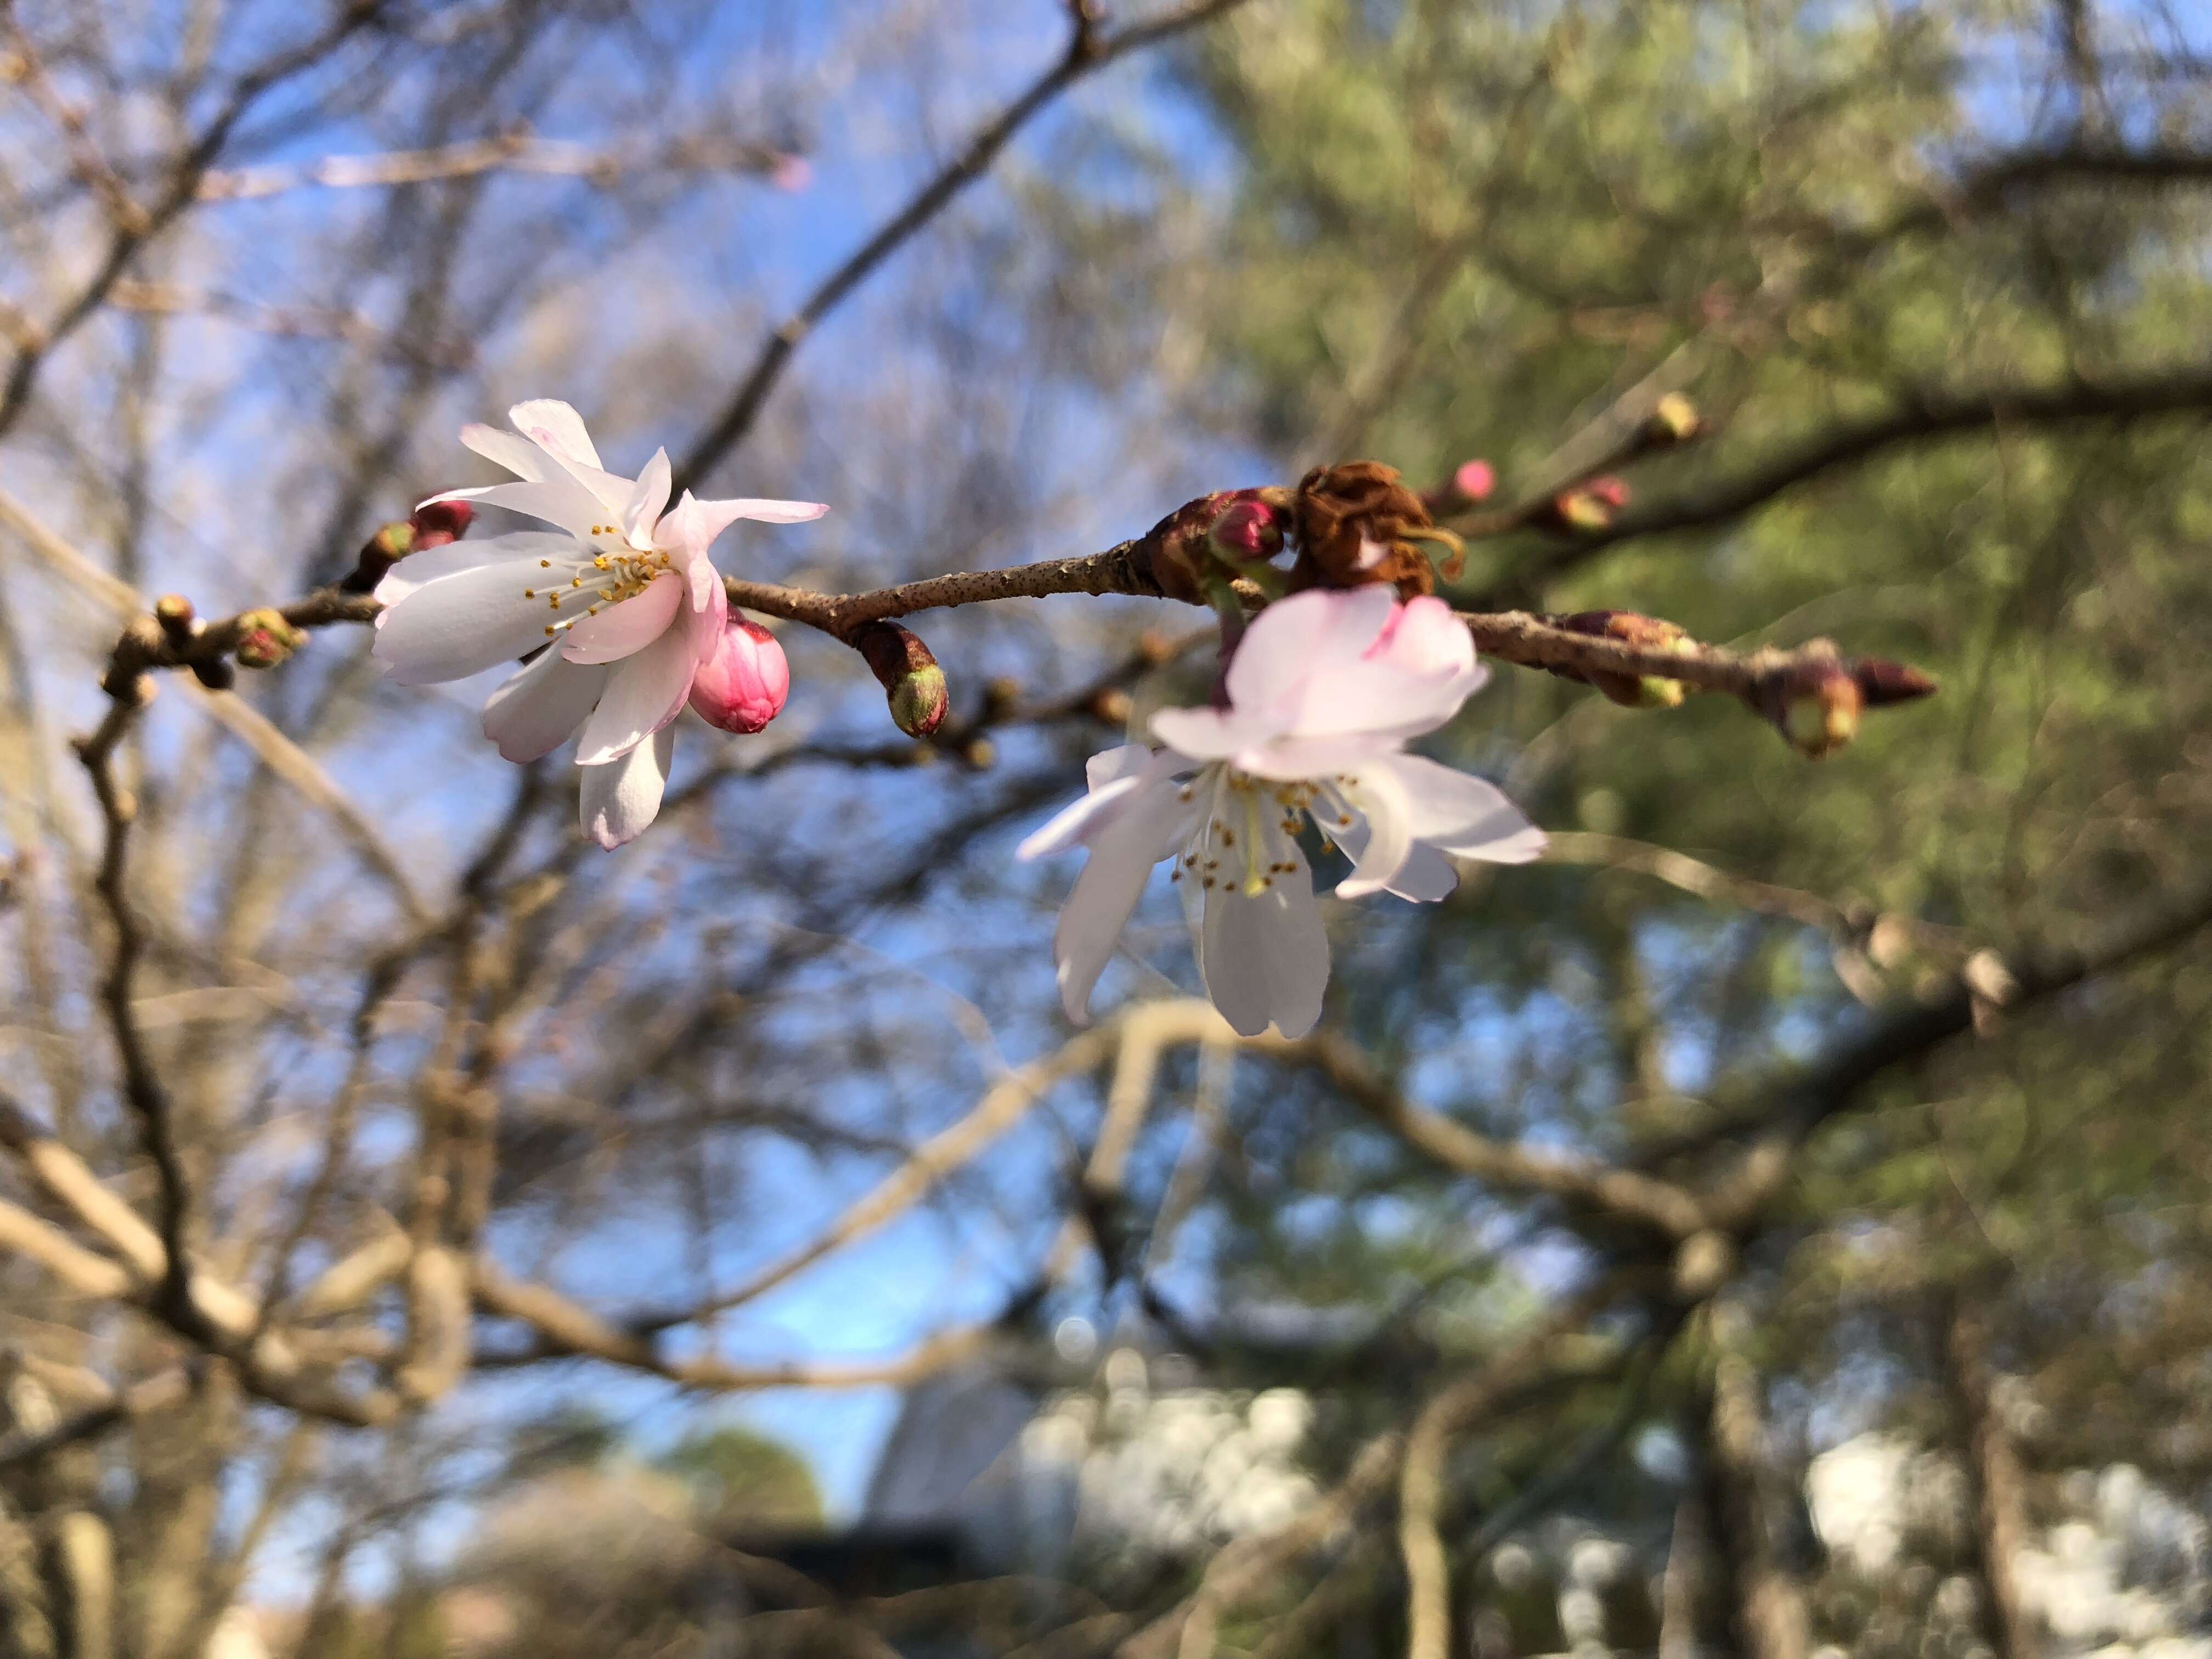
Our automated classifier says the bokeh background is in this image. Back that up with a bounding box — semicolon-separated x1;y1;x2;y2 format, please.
5;1;2212;1656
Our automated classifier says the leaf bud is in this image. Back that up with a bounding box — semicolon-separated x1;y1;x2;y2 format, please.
853;619;948;738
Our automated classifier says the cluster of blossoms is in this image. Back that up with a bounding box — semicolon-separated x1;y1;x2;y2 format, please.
371;402;819;848
376;406;1543;1035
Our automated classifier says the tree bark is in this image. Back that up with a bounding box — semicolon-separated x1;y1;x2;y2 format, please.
1703;1316;1812;1659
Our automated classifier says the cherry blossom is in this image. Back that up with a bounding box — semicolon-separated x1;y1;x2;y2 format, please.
371;400;825;847
1018;586;1544;1037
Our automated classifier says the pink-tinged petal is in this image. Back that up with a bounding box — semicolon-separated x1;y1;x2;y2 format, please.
1331;764;1415;900
624;447;672;550
557;572;682;664
1050;777;1194;1023
481;650;610;763
580;725;674;849
1365;596;1475;680
508;399;602;469
1197;850;1329;1038
652;494;726;612
374;532;576;606
683;495;831;532
573;624;694;764
687;560;727;657
421;478;606;543
1148;704;1282;763
371;560;563;685
1378;755;1547;862
1223;586;1396;718
461;423;556;483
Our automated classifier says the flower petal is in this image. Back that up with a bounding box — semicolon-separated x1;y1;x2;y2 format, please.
624;447;672;550
421;478;607;543
557;571;682;664
1050;776;1192;1024
1197;851;1329;1038
580;724;674;849
573;623;695;763
684;495;831;532
481;650;610;762
509;399;602;469
374;532;577;606
1018;748;1176;862
1331;764;1415;900
1377;755;1548;861
461;423;557;483
371;560;565;685
1148;705;1282;762
1364;596;1475;680
1331;810;1460;902
1224;586;1396;719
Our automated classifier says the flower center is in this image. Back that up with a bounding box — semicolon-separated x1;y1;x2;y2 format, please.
1170;768;1317;896
524;527;674;637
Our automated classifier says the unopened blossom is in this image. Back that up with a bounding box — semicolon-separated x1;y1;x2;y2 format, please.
1017;586;1544;1037
371;400;825;848
689;617;789;734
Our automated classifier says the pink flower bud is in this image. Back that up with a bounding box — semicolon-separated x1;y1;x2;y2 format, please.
409;500;474;550
1452;458;1496;501
689;618;789;734
1207;496;1286;565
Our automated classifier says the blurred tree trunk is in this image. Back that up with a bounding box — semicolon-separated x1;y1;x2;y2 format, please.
1942;1294;2040;1659
1702;1314;1811;1659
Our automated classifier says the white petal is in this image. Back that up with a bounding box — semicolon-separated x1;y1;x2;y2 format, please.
1197;852;1329;1038
1331;818;1460;902
557;572;682;664
1386;841;1460;902
1148;704;1282;763
461;423;557;483
580;725;674;849
421;478;607;543
481;651;609;762
624;448;672;549
1366;596;1476;680
509;399;602;469
1331;764;1416;900
1378;755;1547;862
371;560;565;685
1224;586;1396;718
1050;778;1192;1024
684;495;830;530
1087;744;1160;792
573;624;695;764
373;532;577;606
653;494;727;611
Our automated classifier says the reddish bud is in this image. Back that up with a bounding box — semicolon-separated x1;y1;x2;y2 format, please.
688;618;789;734
1207;496;1287;565
853;620;948;738
1853;658;1938;707
233;608;306;670
1453;458;1497;501
409;500;473;550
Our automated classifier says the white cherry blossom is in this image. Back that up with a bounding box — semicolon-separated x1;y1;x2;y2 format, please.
372;400;825;847
1017;586;1544;1037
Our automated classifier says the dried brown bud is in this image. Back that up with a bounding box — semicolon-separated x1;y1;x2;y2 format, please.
983;676;1022;720
1290;461;1443;598
1136;629;1177;665
852;619;948;738
960;737;997;770
1090;686;1133;726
